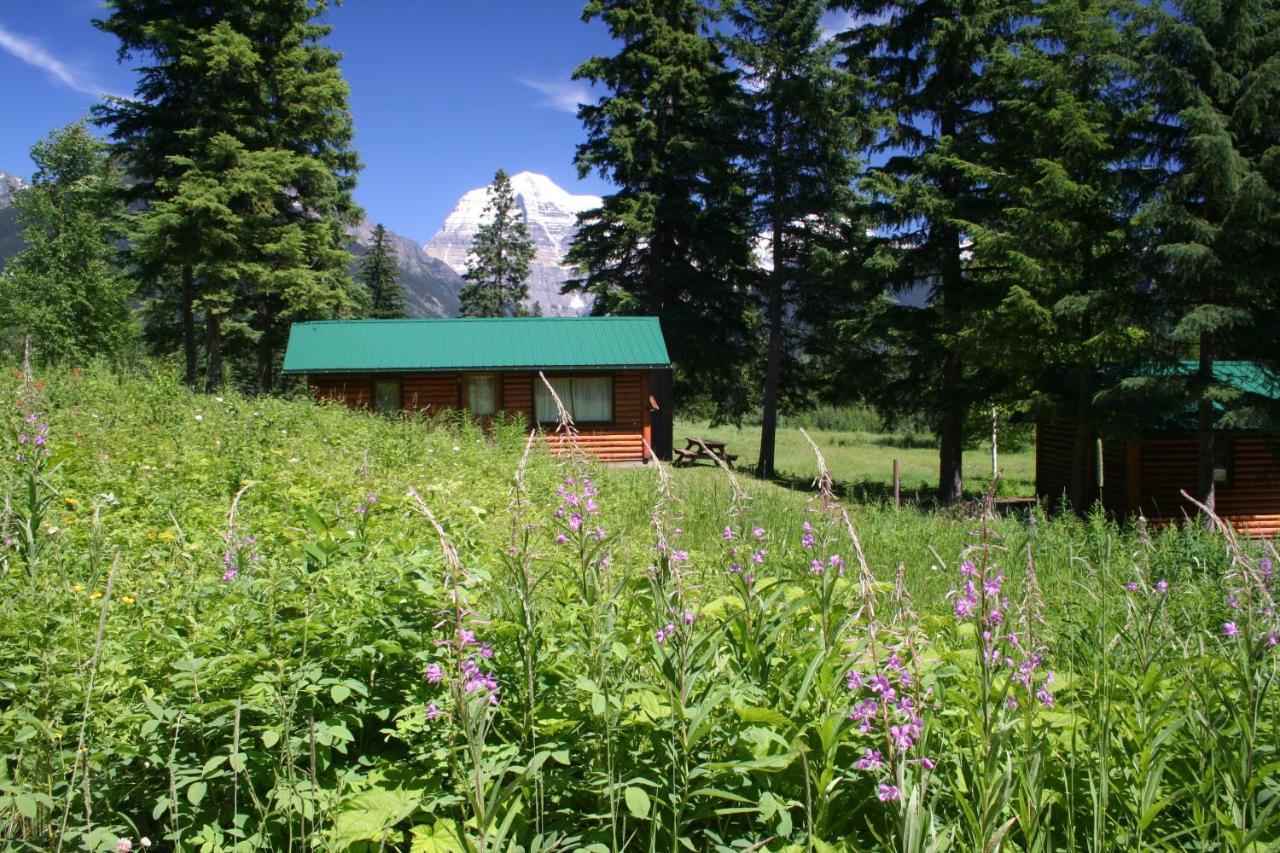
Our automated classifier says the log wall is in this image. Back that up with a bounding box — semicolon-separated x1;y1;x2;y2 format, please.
305;369;653;463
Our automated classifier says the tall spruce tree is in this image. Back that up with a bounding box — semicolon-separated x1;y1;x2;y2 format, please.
358;224;405;318
459;170;535;317
1137;0;1280;511
968;0;1149;508
567;0;756;413
834;0;1017;504
0;123;133;364
727;0;864;478
94;0;361;392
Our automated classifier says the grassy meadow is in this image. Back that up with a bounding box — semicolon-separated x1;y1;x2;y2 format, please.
1;367;1277;851
672;417;1035;499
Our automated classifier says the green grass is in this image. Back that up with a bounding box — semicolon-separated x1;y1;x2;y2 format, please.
674;418;1036;498
1;365;1275;852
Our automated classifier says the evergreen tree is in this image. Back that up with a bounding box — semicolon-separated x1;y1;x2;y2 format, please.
459;169;534;317
1137;0;1280;511
567;0;756;413
0;123;133;363
968;0;1149;507
727;0;865;478
833;0;1017;504
358;224;404;318
94;0;362;392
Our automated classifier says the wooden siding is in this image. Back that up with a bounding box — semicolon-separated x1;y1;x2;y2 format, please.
1039;419;1280;536
1138;435;1280;536
403;373;460;413
308;374;372;409
305;369;652;463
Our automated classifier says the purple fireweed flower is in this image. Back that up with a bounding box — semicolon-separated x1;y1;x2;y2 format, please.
983;573;1004;598
960;560;977;577
672;550;688;564
878;784;900;802
568;513;583;531
116;840;133;853
1156;579;1169;594
723;526;734;540
426;663;443;683
920;757;936;770
730;562;742;573
1036;688;1054;708
585;499;599;513
890;725;914;750
846;670;863;691
1125;582;1139;592
683;609;695;625
811;559;825;574
459;629;477;646
854;748;883;771
1228;594;1240;610
1006;694;1019;710
480;642;493;659
1223;622;1239;638
426;701;440;720
751;549;765;565
221;567;237;582
801;532;815;549
752;525;765;539
554;533;568;545
17;434;28;444
829;554;844;573
1262;558;1274;580
868;674;891;694
674;527;683;536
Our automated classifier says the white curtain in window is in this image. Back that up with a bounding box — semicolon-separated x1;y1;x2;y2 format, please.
534;377;612;423
534;378;569;422
571;377;612;422
469;376;496;416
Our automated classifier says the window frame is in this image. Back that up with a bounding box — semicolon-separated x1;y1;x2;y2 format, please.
1213;437;1234;487
373;378;403;415
464;372;501;418
534;373;615;426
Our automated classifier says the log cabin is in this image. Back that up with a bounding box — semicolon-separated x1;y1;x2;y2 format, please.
281;317;673;463
1036;361;1280;536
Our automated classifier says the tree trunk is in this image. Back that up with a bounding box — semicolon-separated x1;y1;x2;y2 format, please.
757;258;785;479
205;309;222;393
1196;332;1215;516
936;110;965;505
182;264;198;389
1068;363;1094;510
257;317;275;394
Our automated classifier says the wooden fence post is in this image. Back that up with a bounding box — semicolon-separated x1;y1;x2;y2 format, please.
892;458;901;508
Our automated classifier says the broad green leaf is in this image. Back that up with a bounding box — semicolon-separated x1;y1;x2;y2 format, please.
186;781;206;806
331;683;351;704
624;786;651;820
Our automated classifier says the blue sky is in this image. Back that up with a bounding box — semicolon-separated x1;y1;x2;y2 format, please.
0;1;619;240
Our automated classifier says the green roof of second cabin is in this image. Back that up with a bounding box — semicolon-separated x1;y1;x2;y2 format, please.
282;317;671;374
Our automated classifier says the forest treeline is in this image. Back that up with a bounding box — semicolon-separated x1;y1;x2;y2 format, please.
0;0;1276;506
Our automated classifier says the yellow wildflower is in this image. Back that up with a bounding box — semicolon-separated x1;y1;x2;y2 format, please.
146;531;157;541
159;531;176;543
64;497;79;509
89;590;102;600
72;583;85;593
122;595;135;606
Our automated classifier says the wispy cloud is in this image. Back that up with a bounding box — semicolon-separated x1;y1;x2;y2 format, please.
518;77;591;115
0;21;119;98
818;10;859;40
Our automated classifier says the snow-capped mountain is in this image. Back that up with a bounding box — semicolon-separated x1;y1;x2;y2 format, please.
347;219;462;318
425;171;601;316
0;171;26;209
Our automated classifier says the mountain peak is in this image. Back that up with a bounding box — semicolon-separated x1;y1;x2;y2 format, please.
0;171;27;209
424;172;601;316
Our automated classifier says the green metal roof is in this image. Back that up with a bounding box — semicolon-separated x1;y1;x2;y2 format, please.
282;317;671;374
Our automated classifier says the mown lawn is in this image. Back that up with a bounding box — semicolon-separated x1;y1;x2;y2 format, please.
674;418;1036;498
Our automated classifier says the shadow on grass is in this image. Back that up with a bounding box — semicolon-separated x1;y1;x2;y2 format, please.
750;468;1039;520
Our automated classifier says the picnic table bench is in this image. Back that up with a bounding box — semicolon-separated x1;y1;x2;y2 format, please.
672;436;738;468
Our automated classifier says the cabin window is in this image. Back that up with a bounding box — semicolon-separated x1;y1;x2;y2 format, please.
535;376;613;424
374;380;401;415
1214;439;1233;486
467;375;497;417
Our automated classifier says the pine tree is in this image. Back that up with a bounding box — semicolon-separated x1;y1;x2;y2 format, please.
358;224;404;318
567;0;756;414
833;0;1018;503
0;123;133;363
459;169;535;317
968;0;1149;508
1137;0;1280;511
94;0;362;392
727;0;865;478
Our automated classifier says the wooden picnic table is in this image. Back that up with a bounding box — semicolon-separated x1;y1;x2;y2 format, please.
672;436;738;468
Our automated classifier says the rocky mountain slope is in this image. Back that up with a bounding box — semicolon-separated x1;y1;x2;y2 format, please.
425;171;600;315
0;172;27;269
347;219;461;317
